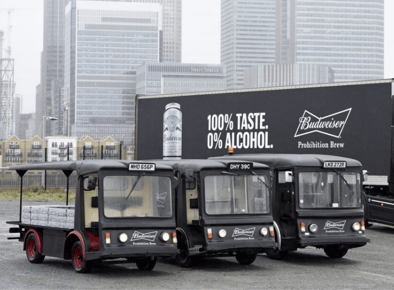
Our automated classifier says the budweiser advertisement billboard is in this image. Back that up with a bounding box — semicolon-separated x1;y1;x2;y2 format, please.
136;82;392;175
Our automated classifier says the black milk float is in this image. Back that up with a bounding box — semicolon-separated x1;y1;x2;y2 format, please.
210;153;370;259
159;159;275;267
7;160;178;273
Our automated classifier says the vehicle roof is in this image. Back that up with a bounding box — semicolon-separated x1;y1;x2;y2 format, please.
8;160;174;176
209;154;362;168
153;159;269;172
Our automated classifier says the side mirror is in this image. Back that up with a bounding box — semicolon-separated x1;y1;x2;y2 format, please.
285;171;293;183
363;170;369;182
185;169;196;190
84;176;97;191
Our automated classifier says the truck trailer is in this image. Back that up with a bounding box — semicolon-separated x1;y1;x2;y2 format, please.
135;79;394;227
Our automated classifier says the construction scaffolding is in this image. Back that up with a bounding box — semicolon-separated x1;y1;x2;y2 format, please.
0;30;15;141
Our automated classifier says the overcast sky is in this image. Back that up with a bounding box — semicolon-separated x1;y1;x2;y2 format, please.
0;0;393;113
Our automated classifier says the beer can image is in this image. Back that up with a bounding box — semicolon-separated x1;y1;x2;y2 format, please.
163;103;182;159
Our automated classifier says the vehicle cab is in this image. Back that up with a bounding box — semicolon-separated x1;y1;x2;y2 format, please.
7;160;178;273
211;153;369;259
162;159;275;267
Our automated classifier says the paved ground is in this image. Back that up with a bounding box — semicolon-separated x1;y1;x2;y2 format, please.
1;200;394;289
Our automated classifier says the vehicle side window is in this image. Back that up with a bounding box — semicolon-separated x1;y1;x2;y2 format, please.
84;176;99;228
186;174;199;224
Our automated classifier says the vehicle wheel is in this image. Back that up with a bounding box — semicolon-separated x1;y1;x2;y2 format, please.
175;237;194;268
136;257;157;271
26;234;45;264
235;252;257;265
72;241;90;273
266;248;289;260
365;220;373;228
324;245;348;258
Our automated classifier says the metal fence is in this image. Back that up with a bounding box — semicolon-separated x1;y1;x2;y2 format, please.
1;144;129;163
0;144;136;190
0;172;78;189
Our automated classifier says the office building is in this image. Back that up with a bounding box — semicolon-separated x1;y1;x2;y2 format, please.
35;83;43;137
40;0;70;136
221;0;278;89
136;63;226;95
64;1;162;144
244;63;334;88
221;0;384;89
88;0;182;63
284;0;384;82
50;79;65;135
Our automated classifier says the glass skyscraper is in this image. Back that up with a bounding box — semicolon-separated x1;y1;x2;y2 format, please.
244;63;334;88
136;63;226;95
289;0;384;82
64;0;162;144
84;0;182;63
221;0;384;89
40;0;70;136
221;0;278;90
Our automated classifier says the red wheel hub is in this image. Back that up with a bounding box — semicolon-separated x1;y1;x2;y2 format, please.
27;238;36;259
73;246;83;269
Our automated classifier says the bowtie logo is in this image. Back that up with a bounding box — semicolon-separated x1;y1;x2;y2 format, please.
294;108;352;138
232;227;256;237
130;231;158;242
324;220;346;230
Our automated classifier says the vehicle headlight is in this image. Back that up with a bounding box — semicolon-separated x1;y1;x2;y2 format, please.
260;227;268;236
218;229;227;238
309;224;318;233
160;232;170;242
352;222;361;232
118;233;128;243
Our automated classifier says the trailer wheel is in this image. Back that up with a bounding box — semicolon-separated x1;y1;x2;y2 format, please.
136;257;157;271
266;248;288;260
324;245;348;258
26;234;45;264
235;252;257;265
71;241;90;273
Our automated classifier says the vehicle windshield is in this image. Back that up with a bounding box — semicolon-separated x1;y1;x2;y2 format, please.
298;171;361;208
204;174;270;215
103;175;172;218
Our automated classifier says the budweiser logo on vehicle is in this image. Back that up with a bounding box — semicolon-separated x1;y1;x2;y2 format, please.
323;220;346;230
156;192;167;208
294;108;352;138
130;231;158;242
232;227;255;237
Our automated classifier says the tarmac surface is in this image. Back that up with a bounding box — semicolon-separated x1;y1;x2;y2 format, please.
1;200;394;289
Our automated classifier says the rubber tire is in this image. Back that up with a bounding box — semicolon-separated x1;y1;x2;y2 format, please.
26;234;45;264
175;237;194;268
235;252;257;265
136;257;157;271
71;241;90;273
266;248;289;260
324;245;348;259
